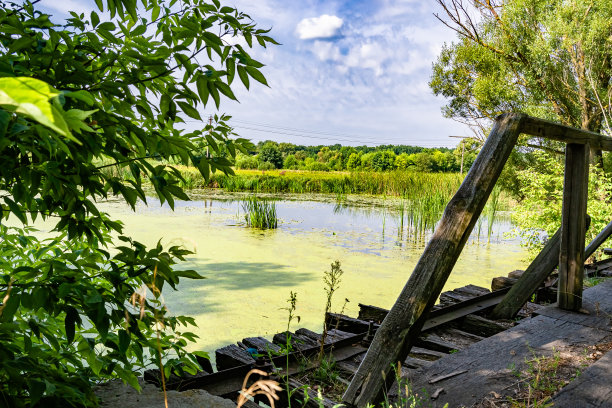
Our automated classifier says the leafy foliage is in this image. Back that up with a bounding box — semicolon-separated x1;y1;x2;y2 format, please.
0;0;275;406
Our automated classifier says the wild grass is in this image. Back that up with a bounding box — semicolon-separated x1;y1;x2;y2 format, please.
242;196;278;229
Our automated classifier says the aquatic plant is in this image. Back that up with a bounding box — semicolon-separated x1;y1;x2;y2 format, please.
242;196;278;229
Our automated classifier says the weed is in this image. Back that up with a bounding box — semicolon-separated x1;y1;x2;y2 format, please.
319;260;344;362
242;195;278;229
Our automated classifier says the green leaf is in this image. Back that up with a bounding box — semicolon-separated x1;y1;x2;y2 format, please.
118;329;130;353
97;22;116;31
207;82;220;109
226;58;235;85
215;82;237;101
237;65;250;89
196;76;210;106
90;11;100;28
0;77;78;142
64;307;79;344
177;101;201;120
175;269;206;279
0;293;20;322
95;0;103;11
245;66;268;86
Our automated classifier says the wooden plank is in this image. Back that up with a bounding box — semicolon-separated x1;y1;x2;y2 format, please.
342;113;525;407
241;336;281;355
558;143;590;310
455;314;511;338
405;279;612;408
415;334;462;353
325;312;372;334
273;331;318;351
491;228;563;319
215;344;255;371
521;116;612;151
358;304;388;323
552;349;612;407
491;276;517;291
406;314;612;408
409;347;447;361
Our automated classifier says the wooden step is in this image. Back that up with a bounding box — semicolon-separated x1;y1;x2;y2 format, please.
215;344;255;371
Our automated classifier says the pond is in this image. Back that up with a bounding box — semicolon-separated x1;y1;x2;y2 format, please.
97;191;529;355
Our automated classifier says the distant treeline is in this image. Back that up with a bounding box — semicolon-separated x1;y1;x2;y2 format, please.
235;140;478;173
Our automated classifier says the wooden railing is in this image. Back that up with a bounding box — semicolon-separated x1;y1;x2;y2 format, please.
342;113;612;407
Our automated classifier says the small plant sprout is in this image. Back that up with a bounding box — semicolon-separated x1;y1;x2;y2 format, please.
319;260;344;363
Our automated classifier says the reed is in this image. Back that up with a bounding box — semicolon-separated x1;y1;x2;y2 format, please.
242;196;278;229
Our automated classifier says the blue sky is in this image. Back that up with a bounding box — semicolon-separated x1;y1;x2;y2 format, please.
40;0;468;148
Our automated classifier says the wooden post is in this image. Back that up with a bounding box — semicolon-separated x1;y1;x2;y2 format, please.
558;143;590;310
342;113;525;407
491;215;593;319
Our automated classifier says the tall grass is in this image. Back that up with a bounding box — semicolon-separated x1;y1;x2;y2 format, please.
242;196;278;229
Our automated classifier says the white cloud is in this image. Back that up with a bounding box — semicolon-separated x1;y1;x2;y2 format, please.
311;40;342;61
296;14;343;40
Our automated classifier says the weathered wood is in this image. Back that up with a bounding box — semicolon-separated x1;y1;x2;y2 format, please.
403;356;434;369
453;284;490;297
241;336;281;355
490;225;564;319
456;314;511;337
405;280;612;408
558;143;590;310
409;347;447;361
215;344;255;370
491;276;517;291
342;113;525;407
585;220;612;259
434;327;485;349
507;269;525;279
521;116;612;151
552;349;612;407
325;312;372;334
415;334;461;353
358;304;388;323
439;289;473;305
273;331;318;351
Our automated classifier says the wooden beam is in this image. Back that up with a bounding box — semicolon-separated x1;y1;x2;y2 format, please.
558;143;590;310
342;113;525;407
521;116;612;151
584;219;612;258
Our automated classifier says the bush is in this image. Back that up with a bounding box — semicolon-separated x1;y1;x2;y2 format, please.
258;161;276;170
305;162;331;172
236;154;259;169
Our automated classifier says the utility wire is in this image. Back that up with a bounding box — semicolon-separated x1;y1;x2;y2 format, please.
183;119;451;147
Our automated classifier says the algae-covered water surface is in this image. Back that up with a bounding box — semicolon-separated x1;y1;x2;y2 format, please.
99;191;528;354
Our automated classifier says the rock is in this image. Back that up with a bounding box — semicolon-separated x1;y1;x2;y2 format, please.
94;378;235;408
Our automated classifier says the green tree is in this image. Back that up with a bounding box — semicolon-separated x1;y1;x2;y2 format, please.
0;1;275;406
431;0;612;137
371;150;396;171
283;154;298;169
259;142;283;169
346;152;361;170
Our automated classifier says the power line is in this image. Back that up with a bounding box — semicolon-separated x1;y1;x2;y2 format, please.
183;118;453;147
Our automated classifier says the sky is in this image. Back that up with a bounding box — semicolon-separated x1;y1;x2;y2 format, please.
39;0;469;148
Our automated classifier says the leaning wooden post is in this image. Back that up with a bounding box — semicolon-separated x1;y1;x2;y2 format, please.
490;228;562;319
584;219;612;258
342;113;525;407
558;143;590;310
491;214;591;319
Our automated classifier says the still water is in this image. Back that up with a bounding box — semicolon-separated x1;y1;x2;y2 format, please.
97;191;528;354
